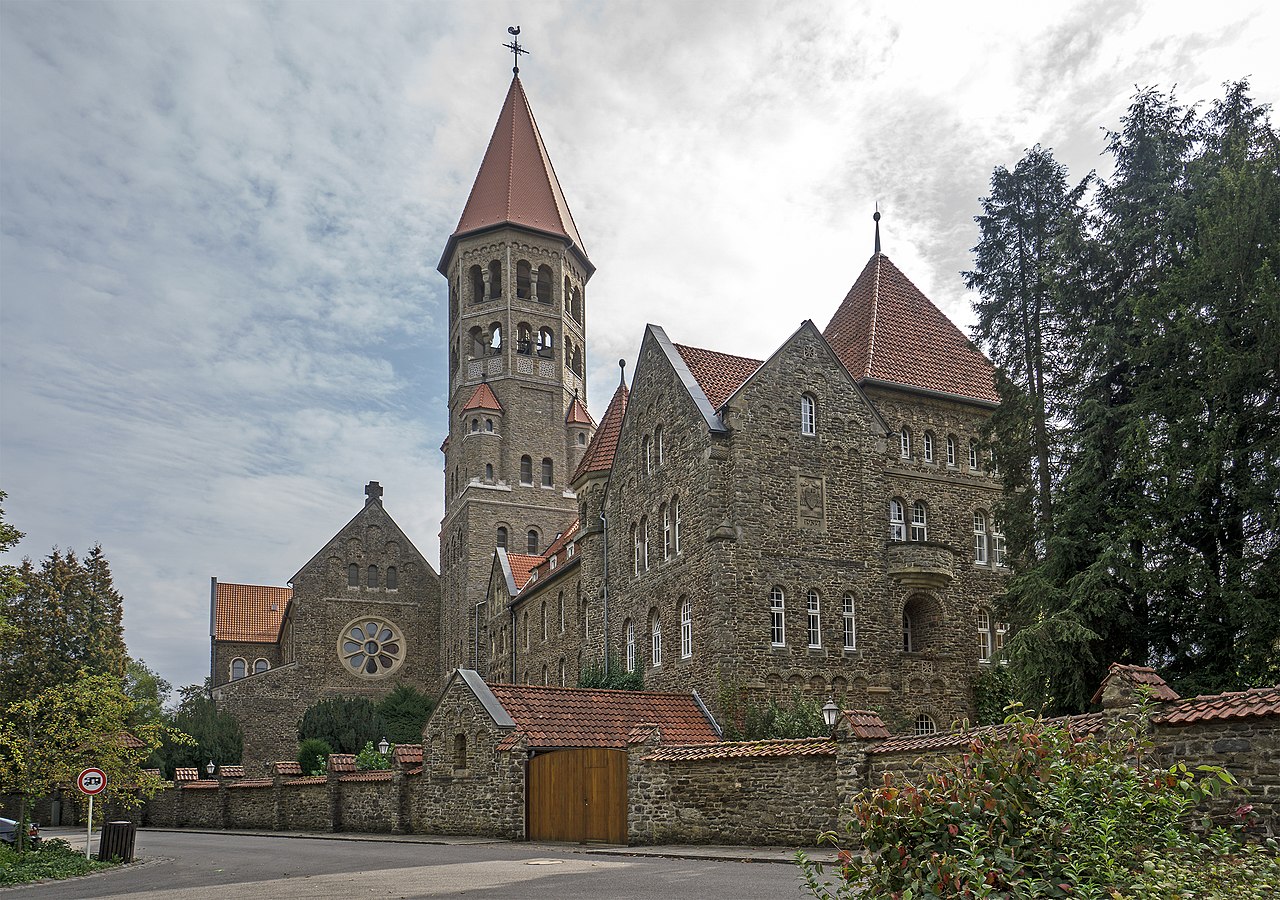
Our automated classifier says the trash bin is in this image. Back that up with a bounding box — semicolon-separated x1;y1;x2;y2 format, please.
97;821;137;863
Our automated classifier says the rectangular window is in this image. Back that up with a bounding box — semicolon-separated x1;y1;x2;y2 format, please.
969;440;980;470
890;500;906;542
652;618;662;667
632;524;641;577
947;437;956;467
807;591;821;648
923;432;934;462
770;589;785;647
974;513;988;564
626;621;635;673
663;505;672;559
910;503;928;542
681;599;692;659
993;528;1007;567
673;497;682;554
842;595;856;650
900;428;910;459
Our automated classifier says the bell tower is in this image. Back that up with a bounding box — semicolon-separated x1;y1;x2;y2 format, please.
437;74;595;674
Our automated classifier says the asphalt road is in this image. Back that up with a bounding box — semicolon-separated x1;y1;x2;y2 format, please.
6;830;819;899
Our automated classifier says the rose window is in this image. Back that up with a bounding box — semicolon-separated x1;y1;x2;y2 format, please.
338;617;405;677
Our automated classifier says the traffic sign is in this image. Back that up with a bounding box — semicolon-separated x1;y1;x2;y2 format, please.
76;767;106;795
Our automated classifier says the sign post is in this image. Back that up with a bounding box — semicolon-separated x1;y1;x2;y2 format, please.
76;767;106;860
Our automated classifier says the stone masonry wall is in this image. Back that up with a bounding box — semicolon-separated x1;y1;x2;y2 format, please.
224;783;275;830
280;782;330;831
1152;721;1280;832
338;776;397;833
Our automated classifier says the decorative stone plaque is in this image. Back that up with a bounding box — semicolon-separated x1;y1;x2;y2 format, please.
797;474;826;531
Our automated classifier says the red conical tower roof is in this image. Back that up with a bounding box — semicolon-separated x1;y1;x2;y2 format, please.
823;253;998;405
571;380;628;483
461;382;503;413
439;77;590;273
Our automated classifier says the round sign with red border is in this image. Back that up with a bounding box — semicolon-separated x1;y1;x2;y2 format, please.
76;767;107;795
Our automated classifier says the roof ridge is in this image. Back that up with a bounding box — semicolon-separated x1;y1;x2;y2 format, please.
863;253;882;378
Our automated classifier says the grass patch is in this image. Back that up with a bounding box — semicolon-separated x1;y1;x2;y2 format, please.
0;838;120;886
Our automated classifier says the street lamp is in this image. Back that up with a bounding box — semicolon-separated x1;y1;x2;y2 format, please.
206;760;215;778
377;737;390;756
821;698;840;734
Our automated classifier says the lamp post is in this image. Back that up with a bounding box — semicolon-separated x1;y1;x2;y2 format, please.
206;760;215;778
821;698;840;737
378;737;390;757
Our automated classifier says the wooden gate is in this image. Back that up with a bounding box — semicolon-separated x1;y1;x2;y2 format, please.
527;748;627;843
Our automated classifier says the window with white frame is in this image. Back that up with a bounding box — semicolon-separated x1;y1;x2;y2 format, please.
770;587;786;646
807;590;821;648
542;457;553;487
632;524;640;577
842;594;856;650
993;522;1007;567
520;454;533;484
655;425;664;466
914;714;937;736
911;501;928;542
254;658;269;674
625;619;635;672
673;495;682;554
923;431;934;463
230;657;247;680
541;600;548;641
946;435;957;467
900;426;911;459
558;591;565;633
651;613;662;667
662;503;671;559
978;608;993;661
681;597;692;659
640;516;650;571
889;498;906;541
973;511;989;564
801;394;816;435
642;435;652;475
969;439;980;470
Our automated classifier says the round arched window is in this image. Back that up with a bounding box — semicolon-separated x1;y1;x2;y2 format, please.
337;617;406;678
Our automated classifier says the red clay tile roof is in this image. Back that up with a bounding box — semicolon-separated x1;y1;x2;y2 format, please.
486;683;720;750
444;77;588;265
648;737;835;761
1090;663;1182;705
327;754;356;774
518;520;581;595
565;394;594;426
1156;685;1280;726
461;382;503;413
182;780;220;790
404;766;424;777
216;765;245;779
571;381;628;482
214;581;292;643
226;778;273;789
824;253;998;405
174;767;199;782
339;770;393;782
842;709;892;740
282;776;328;787
868;712;1113;756
392;744;424;766
674;343;763;409
272;761;303;777
116;731;146;750
506;553;541;591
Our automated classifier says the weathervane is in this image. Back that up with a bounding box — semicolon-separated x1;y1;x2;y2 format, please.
504;26;529;76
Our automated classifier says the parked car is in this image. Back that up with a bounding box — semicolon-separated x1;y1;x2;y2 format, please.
0;817;41;848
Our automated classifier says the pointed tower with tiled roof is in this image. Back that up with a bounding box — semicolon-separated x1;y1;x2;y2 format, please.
439;73;595;676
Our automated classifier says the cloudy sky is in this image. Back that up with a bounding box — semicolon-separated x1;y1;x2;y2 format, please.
1;0;1275;693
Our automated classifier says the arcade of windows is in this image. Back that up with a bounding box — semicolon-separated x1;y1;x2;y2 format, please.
346;563;399;590
622;597;692;672
894;425;988;472
228;657;271;680
630;495;682;577
769;587;859;652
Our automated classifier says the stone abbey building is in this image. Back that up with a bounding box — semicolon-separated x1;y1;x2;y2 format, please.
211;74;1008;769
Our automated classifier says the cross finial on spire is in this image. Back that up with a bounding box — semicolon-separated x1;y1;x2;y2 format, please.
873;204;882;254
365;481;383;504
504;26;529;76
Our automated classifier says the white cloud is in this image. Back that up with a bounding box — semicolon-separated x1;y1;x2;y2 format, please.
1;0;1275;689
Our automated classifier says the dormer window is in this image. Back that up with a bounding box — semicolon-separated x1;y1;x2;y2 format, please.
801;394;816;435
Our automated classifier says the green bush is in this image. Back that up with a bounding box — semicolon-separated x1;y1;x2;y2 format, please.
795;705;1272;899
354;740;393;771
718;685;828;741
376;683;434;744
297;696;386;754
0;839;118;886
577;653;643;690
297;737;332;776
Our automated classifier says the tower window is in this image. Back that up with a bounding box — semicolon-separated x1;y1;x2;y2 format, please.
541;457;553;487
563;276;572;312
516;260;532;299
487;260;502;299
910;501;928;542
496;526;508;549
230;657;247;680
537;265;553;303
517;323;533;355
453;733;468;769
801;394;816;435
368;565;378;588
973;511;989;564
889;499;906;542
541;600;547;641
386;566;397;589
527;529;539;554
469;265;485;303
769;587;786;647
253;658;270;675
577;432;586;445
537;327;555;358
520;455;533;485
571;286;582;323
348;563;360;587
485;418;494;432
471;418;479;433
485;463;493;481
